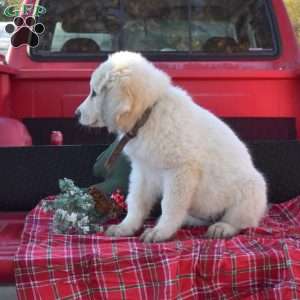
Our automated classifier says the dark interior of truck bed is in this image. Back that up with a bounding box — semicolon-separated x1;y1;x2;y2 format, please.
1;140;300;212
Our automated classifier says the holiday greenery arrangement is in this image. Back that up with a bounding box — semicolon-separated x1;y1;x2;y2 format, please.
42;178;125;234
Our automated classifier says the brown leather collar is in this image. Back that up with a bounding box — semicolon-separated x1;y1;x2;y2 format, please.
104;105;154;171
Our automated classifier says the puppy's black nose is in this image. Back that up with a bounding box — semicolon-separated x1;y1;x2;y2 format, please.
74;110;81;122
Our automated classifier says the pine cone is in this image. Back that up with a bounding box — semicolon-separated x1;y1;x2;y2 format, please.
88;186;123;219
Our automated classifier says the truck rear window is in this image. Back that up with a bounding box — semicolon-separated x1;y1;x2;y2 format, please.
31;0;279;60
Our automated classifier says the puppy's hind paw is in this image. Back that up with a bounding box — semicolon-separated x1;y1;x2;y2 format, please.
205;222;239;239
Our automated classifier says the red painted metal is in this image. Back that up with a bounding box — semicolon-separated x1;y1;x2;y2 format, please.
0;117;32;146
0;63;16;117
0;0;299;139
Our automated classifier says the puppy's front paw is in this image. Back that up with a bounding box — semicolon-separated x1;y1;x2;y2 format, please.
205;222;239;239
140;227;174;243
105;224;136;237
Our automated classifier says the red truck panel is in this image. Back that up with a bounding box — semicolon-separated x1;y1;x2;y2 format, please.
2;0;300;136
0;64;15;116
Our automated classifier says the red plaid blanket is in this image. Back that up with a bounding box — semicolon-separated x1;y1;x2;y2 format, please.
15;197;300;300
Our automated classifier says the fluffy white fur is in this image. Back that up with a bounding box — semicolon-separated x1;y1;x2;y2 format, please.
76;51;267;242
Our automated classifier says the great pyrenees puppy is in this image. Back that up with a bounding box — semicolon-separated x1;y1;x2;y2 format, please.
76;51;267;242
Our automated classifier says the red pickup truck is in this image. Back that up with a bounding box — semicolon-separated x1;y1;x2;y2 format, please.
0;0;299;296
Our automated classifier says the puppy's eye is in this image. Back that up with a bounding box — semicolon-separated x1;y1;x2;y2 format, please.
91;90;97;98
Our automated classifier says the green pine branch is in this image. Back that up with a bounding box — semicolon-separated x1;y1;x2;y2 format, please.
42;178;107;235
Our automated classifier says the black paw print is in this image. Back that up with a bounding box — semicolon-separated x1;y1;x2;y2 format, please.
5;16;45;48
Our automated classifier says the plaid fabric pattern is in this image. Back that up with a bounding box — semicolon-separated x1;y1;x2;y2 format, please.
15;197;300;300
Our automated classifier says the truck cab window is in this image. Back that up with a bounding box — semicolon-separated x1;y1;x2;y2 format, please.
31;0;278;60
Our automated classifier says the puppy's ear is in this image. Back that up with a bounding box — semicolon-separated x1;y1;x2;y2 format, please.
115;73;141;132
98;73;111;94
115;100;132;132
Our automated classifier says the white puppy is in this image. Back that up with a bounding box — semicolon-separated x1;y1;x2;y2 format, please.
76;51;267;242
